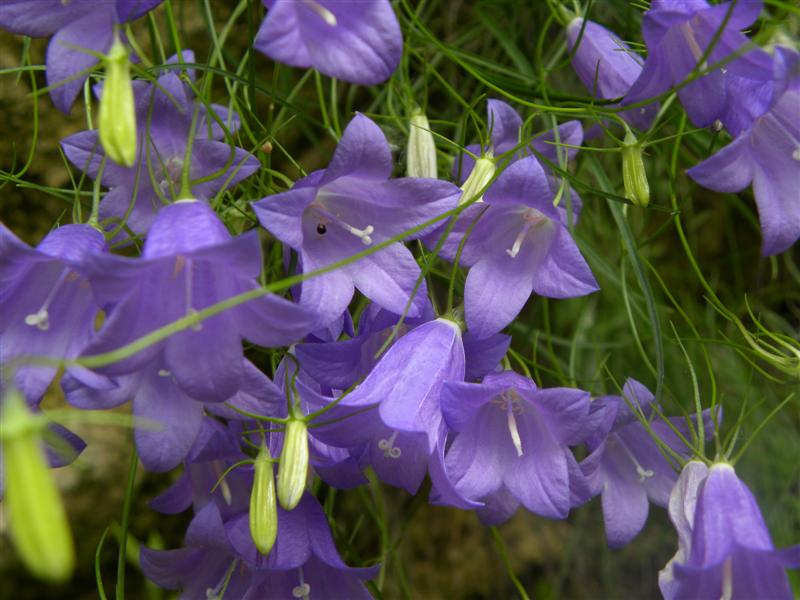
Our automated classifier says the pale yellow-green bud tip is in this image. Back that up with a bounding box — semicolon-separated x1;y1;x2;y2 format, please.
1;388;75;583
99;35;137;167
249;444;278;555
277;419;309;511
621;129;650;208
407;109;437;179
458;154;495;205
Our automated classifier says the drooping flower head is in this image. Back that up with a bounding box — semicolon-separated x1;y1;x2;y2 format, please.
0;0;164;113
252;114;461;328
62;52;260;239
659;461;800;599
435;371;603;523
0;223;106;404
254;0;403;85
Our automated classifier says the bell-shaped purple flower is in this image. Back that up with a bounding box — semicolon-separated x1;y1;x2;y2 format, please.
659;461;800;599
688;48;800;256
437;371;603;523
0;223;105;403
61;52;260;239
254;0;402;85
252;114;460;327
566;17;658;130
78;200;316;402
442;156;598;338
622;0;771;128
580;379;715;548
0;0;163;112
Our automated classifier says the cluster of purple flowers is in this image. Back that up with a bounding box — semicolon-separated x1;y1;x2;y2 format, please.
1;0;798;598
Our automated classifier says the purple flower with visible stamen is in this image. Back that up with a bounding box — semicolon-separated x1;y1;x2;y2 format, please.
252;114;461;327
580;379;716;548
436;371;603;523
77;200;316;403
687;47;800;255
61;52;260;239
621;0;770;128
0;0;164;113
566;17;658;130
254;0;402;85
0;223;105;404
441;155;598;339
659;461;800;599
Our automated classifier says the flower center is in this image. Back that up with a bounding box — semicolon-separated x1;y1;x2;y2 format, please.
505;209;547;258
292;568;311;599
377;430;402;459
24;269;78;331
303;0;337;26
492;390;525;456
157;156;184;197
310;203;374;245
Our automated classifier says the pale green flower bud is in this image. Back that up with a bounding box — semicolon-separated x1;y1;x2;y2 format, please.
621;128;650;208
406;109;437;178
458;154;495;205
249;444;278;556
99;35;137;167
0;388;75;583
277;419;309;511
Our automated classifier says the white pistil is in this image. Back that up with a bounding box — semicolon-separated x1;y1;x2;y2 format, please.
303;0;337;26
157;369;171;377
681;22;705;63
205;560;238;600
378;431;402;459
721;557;733;600
24;270;72;331
212;461;233;505
313;205;374;245
183;259;202;331
616;437;654;482
292;568;311;599
506;223;531;258
507;409;524;457
792;147;800;161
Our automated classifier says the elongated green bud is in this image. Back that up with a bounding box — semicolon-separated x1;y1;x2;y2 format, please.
0;388;75;583
621;129;650;208
407;109;437;178
99;35;137;167
277;419;308;511
249;444;278;556
458;154;495;205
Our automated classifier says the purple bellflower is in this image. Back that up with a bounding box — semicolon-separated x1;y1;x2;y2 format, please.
62;52;260;239
566;17;658;130
254;0;402;85
227;493;380;599
622;0;771;128
252;114;461;327
659;461;800;600
77;200;316;402
0;223;105;403
0;0;164;113
441;156;598;339
308;318;465;495
688;47;800;256
580;379;715;548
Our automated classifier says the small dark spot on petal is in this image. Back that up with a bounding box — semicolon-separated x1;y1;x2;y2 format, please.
316;223;327;235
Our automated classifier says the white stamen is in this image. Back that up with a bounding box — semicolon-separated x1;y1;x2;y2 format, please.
292;568;311;599
616;436;654;482
506;223;531;258
205;560;238;600
24;269;72;331
157;369;171;377
304;0;337;26
183;258;203;331
378;431;402;459
507;409;524;457
25;308;50;331
792;147;800;161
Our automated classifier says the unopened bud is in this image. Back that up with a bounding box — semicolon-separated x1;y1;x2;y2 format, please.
458;154;495;205
407;109;437;178
249;444;278;556
99;35;137;167
621;129;650;208
0;388;75;583
277;419;308;511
